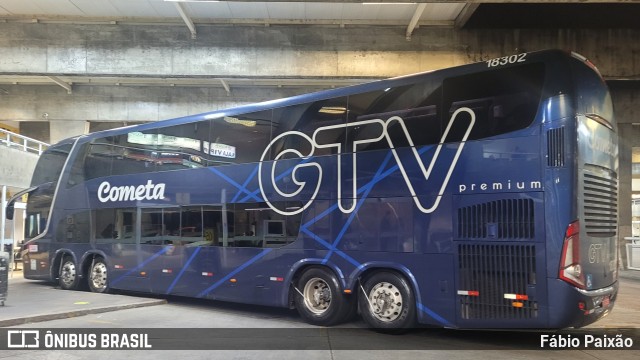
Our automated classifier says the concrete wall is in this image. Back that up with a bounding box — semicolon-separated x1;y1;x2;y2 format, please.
1;23;640;129
0;145;39;189
1;23;639;79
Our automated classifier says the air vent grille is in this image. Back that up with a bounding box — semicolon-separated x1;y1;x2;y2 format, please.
458;244;537;320
457;199;535;240
547;127;565;167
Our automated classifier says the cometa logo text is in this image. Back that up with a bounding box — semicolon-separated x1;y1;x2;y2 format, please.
98;180;166;203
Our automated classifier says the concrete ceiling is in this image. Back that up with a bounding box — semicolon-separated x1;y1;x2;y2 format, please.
0;0;467;27
2;1;639;29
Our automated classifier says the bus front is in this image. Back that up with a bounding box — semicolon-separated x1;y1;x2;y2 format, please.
547;53;618;327
15;140;74;280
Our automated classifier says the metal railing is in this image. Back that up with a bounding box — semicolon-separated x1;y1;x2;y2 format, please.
0;128;49;155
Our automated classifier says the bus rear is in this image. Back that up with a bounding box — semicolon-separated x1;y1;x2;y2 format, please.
547;53;618;327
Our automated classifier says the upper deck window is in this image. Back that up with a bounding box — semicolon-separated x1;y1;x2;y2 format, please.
442;62;545;141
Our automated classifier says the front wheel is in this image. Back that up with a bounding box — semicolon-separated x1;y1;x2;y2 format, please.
359;271;416;332
295;267;354;326
88;258;109;293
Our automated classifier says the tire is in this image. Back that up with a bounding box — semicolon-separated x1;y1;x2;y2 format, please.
359;271;416;332
87;258;109;293
59;256;81;290
295;267;354;326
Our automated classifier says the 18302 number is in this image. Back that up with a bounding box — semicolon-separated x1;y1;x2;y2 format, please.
486;53;527;67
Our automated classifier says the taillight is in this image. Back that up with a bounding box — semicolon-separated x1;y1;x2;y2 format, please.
559;221;585;289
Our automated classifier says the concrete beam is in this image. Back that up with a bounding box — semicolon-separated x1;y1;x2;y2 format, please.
455;3;480;28
406;4;427;41
0;84;323;123
1;23;639;81
219;79;231;96
173;2;197;39
47;76;72;94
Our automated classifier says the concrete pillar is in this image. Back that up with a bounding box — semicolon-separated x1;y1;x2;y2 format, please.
49;120;88;144
618;123;634;269
1;186;6;250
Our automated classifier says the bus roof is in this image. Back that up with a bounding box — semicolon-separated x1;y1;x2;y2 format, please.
75;49;576;144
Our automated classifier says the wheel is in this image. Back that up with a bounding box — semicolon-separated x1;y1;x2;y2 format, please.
359;271;416;332
88;258;109;293
59;256;80;290
295;267;354;326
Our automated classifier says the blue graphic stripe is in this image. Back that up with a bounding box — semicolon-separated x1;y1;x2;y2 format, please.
208;167;262;202
300;227;335;250
111;246;171;286
231;166;259;203
301;202;339;229
300;227;361;267
238;157;313;203
166;247;202;295
331;247;362;268
197;249;273;298
417;303;454;328
321;152;393;263
301;152;395;230
302;146;433;230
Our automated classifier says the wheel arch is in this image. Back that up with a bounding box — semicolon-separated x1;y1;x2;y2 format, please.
282;259;348;308
50;248;78;281
79;250;109;280
347;262;423;309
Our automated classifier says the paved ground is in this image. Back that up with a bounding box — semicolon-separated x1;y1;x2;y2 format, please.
0;273;165;327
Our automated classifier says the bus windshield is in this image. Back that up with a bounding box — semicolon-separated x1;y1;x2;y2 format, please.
24;143;73;240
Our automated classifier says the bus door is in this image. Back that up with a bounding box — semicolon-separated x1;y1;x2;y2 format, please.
95;207;150;292
181;203;277;303
138;206;184;294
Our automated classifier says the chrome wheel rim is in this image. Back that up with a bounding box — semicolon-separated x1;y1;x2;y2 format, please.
303;277;332;315
60;260;76;288
90;262;108;291
368;281;403;322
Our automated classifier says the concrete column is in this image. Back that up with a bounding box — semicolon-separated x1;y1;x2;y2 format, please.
49;120;88;144
618;123;634;269
1;186;6;250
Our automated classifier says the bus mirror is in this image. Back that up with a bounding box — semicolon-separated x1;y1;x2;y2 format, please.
5;186;37;221
5;201;14;220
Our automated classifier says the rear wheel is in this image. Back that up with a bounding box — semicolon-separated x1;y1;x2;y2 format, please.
88;258;109;293
359;271;416;332
295;267;354;326
59;256;80;290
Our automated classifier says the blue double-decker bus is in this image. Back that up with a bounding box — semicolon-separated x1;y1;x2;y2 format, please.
9;50;618;330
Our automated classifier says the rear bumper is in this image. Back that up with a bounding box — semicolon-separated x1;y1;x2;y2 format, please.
547;278;618;328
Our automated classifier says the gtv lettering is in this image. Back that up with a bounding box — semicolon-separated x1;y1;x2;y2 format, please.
259;107;476;215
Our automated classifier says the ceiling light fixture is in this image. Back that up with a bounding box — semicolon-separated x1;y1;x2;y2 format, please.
362;2;417;5
318;107;347;114
164;0;220;3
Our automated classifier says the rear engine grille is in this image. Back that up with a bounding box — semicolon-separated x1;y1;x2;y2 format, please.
583;172;617;237
458;244;538;320
457;199;535;240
